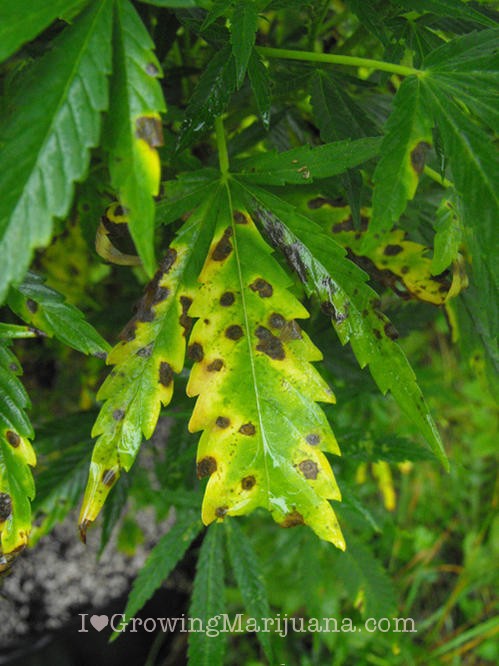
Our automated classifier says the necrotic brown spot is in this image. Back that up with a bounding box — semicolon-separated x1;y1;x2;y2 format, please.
136;344;153;357
384;244;403;256
220;291;235;306
216;416;230;429
233;211;248;224
197;456;217;478
239;423;256;436
188;342;204;362
145;62;159;76
255;326;285;360
401;265;410;275
0;493;12;522
26;299;38;313
160;248;177;274
207;359;224;372
102;469;117;487
211;227;233;261
384;322;399;340
135;116;164;148
225;325;243;340
411;141;430;174
332;218;354;233
179;296;193;337
152;286;170;304
112;409;125;421
373;329;382;340
6;431;20;448
299;459;319;479
306;434;320;445
215;506;228;518
159;361;174;386
269;313;286;329
250;278;273;298
281;510;304;528
241;475;256;490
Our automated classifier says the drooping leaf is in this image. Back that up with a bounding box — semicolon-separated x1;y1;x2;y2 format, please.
224;519;273;661
0;0;89;64
235;137;381;186
186;184;345;548
364;76;433;250
178;45;237;151
236;181;448;467
188;524;226;666
112;507;202;640
247;49;272;129
230;0;259;87
0;0;113;304
104;0;166;276
30;412;95;545
293;197;466;306
78;191;220;539
7;272;110;357
0;343;35;565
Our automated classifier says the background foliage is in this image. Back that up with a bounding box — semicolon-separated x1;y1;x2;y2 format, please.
0;0;497;664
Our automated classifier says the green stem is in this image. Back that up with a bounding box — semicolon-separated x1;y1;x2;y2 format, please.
256;46;420;77
424;165;453;189
215;116;229;178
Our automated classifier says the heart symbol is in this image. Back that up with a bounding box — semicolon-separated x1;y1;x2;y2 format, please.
90;615;109;632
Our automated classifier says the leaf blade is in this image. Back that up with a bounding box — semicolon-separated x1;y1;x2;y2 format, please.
230;1;259;88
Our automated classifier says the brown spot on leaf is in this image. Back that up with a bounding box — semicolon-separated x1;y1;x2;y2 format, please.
138;309;154;323
401;266;410;275
281;510;304;528
384;244;403;256
411;141;430;174
207;359;224;372
306;434;320;445
102;469;117;487
211;227;233;261
308;196;344;209
188;342;204;362
332;218;354;233
6;431;20;448
255;326;285;360
216;416;230;429
225;325;243;340
239;423;256;436
26;299;38;313
233;211;248;224
0;493;12;522
384;322;399;340
250;278;273;298
160;248;177;274
220;291;235;306
159;361;174;386
299;459;319;479
281;320;302;341
112;409;125;421
241;475;256;490
136;344;153;357
373;329;382;340
269;313;286;329
135;116;163;148
215;506;228;518
179;296;193;337
145;62;159;76
152;286;170;304
197;456;217;478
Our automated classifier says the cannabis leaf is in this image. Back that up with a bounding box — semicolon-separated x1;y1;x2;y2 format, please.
78;192;219;538
0;0;113;304
186;183;345;548
0;342;35;563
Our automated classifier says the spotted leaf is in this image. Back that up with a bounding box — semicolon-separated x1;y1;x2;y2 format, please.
104;0;166;276
78;192;220;538
0;342;35;569
186;185;344;549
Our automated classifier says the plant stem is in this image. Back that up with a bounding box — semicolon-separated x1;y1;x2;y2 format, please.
424;165;453;189
215;116;229;178
256;46;420;77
